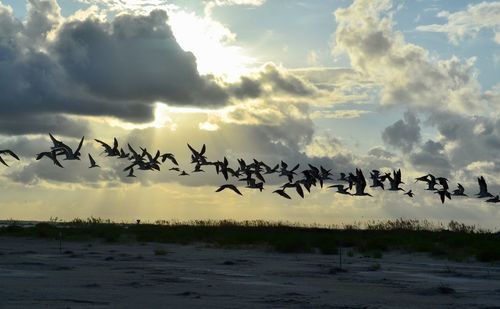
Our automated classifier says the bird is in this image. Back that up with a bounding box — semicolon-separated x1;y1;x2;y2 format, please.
95;138;120;156
370;170;384;190
187;143;208;165
281;182;304;198
273;189;291;199
435;189;451;204
161;153;178;165
88;154;99;168
485;195;499;203
179;170;189;176
404;190;414;197
352;169;372;197
452;183;467;196
436;177;449;191
127;167;136;177
54;136;85;160
49;133;66;150
328;184;351;195
0;149;20;166
382;169;405;191
476;176;494;198
416;174;437;190
215;184;242;195
36;150;63;168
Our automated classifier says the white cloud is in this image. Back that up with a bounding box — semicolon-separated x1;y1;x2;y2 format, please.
333;0;485;114
204;0;265;16
310;109;371;119
416;2;500;45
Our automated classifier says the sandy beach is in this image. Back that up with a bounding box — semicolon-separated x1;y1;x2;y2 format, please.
0;237;499;308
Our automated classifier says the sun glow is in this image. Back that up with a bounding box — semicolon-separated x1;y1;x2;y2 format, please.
167;9;255;81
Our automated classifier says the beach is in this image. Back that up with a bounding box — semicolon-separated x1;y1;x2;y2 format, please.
1;236;500;308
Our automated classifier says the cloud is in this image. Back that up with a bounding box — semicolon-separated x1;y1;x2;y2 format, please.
409;140;452;176
333;0;485;114
382;111;421;153
204;0;266;16
24;0;62;44
0;2;330;137
53;10;228;106
310;109;371;119
332;0;500;184
416;2;500;45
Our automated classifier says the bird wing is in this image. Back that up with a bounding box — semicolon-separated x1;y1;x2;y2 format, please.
273;189;291;199
0;156;8;166
95;139;112;151
74;136;85;154
88;154;96;165
0;150;20;160
295;184;304;198
187;143;199;156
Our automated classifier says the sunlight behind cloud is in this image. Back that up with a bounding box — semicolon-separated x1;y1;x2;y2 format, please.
168;9;256;81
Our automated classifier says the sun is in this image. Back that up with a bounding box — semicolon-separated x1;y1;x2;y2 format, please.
167;9;255;82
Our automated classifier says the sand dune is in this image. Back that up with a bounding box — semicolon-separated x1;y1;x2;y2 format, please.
1;237;500;308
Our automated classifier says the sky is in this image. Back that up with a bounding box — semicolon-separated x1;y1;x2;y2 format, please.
0;0;499;228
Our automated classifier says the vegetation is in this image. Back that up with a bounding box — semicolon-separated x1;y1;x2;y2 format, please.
0;218;499;262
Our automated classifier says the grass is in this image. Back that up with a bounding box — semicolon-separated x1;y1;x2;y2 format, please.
0;218;499;262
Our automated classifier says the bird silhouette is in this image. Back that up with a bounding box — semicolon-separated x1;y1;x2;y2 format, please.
273;189;291;199
486;195;499;203
127;167;136;177
88;154;99;168
36;150;63;168
452;183;467;196
328;184;351;195
476;176;494;198
95;138;120;156
352;169;372;197
404;190;414;197
435;189;451;204
215;184;242;195
0;149;20;166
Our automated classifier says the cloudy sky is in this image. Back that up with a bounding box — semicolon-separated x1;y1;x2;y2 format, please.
1;0;499;228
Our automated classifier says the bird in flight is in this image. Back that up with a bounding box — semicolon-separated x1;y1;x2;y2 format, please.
215;184;242;195
88;154;99;168
0;149;20;167
404;190;414;197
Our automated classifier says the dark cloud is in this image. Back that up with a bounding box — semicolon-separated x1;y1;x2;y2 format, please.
0;115;90;137
53;10;228;106
410;140;452;176
0;2;324;137
381;111;421;153
367;146;394;158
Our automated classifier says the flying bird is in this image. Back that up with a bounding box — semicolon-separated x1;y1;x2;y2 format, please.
0;149;20;166
273;189;291;199
435;189;451;204
452;183;467;196
404;190;414;198
328;184;351;195
127;167;136;177
485;195;499;203
95;138;120;156
36;150;64;168
215;184;242;195
88;154;99;168
476;176;494;198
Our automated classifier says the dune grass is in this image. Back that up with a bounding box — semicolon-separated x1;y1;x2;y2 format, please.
1;218;499;262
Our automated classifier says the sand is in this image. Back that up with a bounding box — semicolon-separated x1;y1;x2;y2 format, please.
1;237;500;308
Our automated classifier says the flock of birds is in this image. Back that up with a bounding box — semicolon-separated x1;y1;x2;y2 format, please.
0;133;498;204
